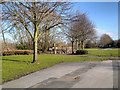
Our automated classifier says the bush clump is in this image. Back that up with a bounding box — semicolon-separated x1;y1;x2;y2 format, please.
3;50;33;56
3;51;15;56
76;50;88;55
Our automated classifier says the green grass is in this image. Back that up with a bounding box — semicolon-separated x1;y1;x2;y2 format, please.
86;48;120;57
2;48;120;83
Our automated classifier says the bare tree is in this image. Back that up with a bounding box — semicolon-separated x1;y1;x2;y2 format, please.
65;12;96;54
99;34;113;48
72;12;96;50
2;2;70;63
62;14;79;54
63;23;76;54
0;22;12;51
42;12;62;52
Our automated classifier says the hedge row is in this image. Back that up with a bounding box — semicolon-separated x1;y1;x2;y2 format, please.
3;50;33;56
76;50;88;55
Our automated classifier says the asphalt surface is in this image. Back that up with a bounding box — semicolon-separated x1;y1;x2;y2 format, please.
3;60;120;88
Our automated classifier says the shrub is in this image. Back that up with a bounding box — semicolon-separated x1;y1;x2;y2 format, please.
76;50;88;55
3;50;33;56
24;51;30;55
3;51;15;56
15;50;33;55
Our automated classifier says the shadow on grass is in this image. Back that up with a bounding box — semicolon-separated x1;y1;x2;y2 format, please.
2;58;31;63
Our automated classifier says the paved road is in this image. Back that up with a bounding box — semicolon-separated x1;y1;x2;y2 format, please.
3;60;120;88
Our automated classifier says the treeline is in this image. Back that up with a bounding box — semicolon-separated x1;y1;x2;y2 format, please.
85;34;119;48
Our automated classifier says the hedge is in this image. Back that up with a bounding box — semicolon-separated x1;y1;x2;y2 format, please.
76;50;88;55
3;50;33;56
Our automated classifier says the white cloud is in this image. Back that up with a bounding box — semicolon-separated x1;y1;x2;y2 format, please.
96;28;118;40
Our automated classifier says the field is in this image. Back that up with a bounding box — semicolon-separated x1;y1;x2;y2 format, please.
86;48;119;57
2;48;119;83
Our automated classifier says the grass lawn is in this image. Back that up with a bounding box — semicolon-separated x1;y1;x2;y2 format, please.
86;48;120;57
2;48;119;83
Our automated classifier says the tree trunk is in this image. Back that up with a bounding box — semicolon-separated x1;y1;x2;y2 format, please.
76;39;78;51
71;41;74;54
32;39;38;63
32;2;39;63
82;42;84;49
80;41;82;49
78;40;81;50
44;30;49;53
81;41;84;50
2;30;8;51
54;43;56;54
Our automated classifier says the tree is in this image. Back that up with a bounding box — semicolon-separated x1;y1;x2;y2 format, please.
99;34;113;48
116;39;120;48
72;12;96;50
42;12;62;52
0;22;12;51
2;2;70;63
67;24;77;54
66;12;96;53
114;39;120;48
64;20;77;54
1;28;7;50
85;39;97;48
